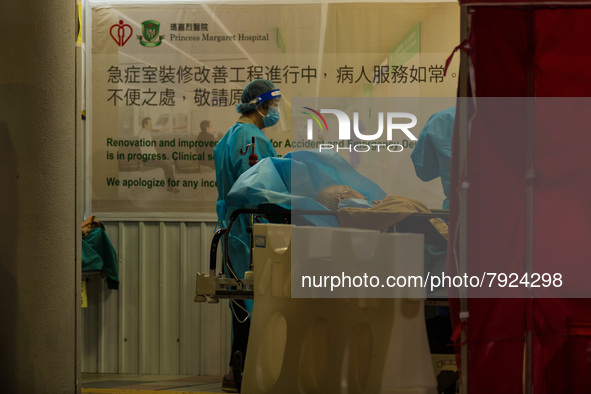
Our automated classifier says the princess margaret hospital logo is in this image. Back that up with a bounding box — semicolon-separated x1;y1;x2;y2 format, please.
137;20;164;47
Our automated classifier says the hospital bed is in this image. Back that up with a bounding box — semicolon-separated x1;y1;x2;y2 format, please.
194;150;450;393
195;206;449;394
194;206;448;302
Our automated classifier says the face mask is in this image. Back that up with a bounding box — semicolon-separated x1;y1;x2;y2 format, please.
258;106;280;128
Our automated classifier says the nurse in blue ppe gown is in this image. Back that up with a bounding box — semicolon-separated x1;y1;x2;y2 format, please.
411;107;455;301
213;79;281;392
410;107;455;210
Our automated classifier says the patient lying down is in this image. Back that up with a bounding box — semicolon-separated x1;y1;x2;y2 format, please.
316;184;448;240
315;185;369;211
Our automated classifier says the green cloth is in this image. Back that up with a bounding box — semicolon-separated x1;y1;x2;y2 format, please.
82;228;119;289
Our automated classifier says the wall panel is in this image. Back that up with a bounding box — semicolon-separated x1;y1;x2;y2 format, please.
82;221;231;376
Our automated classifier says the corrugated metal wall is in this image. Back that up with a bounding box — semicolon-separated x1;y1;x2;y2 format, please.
81;221;232;375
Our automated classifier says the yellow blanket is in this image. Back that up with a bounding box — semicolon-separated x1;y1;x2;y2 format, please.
337;194;448;240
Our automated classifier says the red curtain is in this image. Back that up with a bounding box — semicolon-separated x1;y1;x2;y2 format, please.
447;6;591;393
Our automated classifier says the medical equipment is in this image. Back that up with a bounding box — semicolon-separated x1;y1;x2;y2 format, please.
239;136;258;167
194;207;339;302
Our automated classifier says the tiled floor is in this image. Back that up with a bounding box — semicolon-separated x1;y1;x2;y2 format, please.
81;373;226;393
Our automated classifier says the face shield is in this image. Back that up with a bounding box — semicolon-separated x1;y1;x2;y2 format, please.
248;89;284;129
247;88;282;108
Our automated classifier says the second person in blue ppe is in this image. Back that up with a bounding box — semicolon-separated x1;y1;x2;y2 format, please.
410;107;455;301
410;107;455;210
213;79;281;392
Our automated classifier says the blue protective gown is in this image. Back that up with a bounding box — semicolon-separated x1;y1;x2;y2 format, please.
225;150;387;225
410;107;455;209
214;122;278;283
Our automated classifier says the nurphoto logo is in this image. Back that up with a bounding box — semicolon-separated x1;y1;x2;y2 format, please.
303;107;418;153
